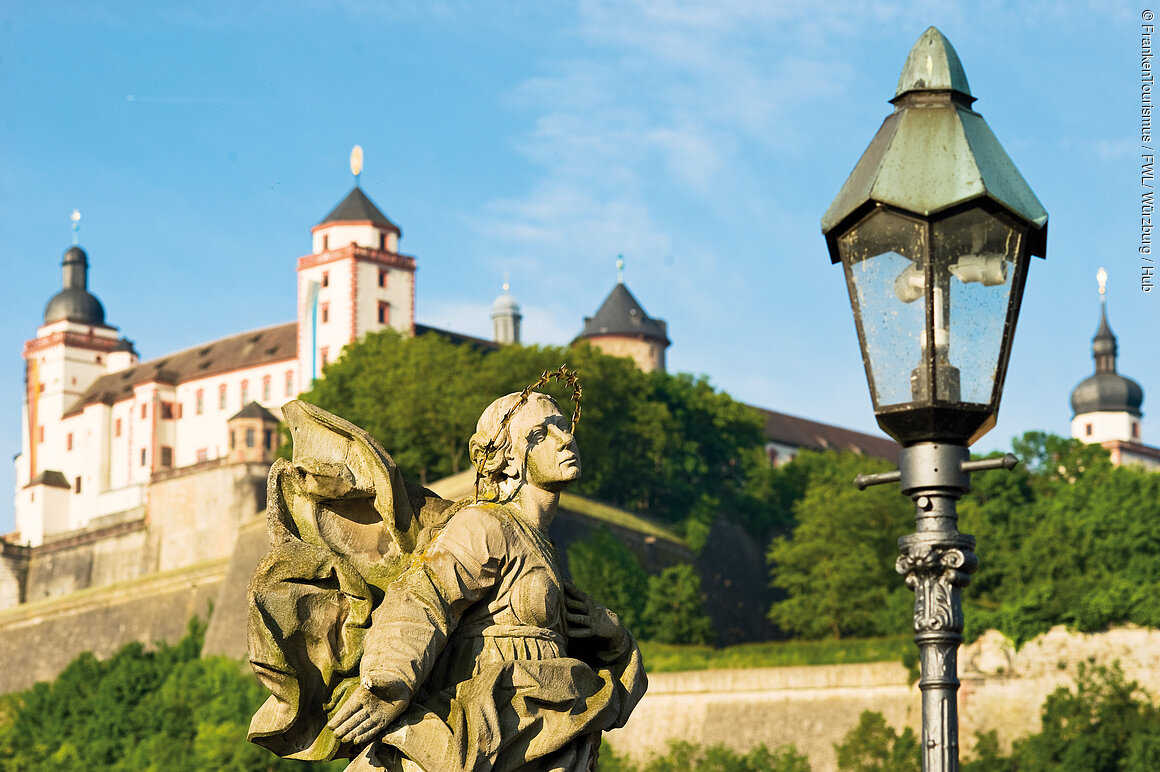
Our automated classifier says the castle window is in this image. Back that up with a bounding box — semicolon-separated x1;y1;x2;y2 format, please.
262;375;271;401
264;429;274;451
321;303;330;323
285;370;294;397
320;347;329;368
115;419;122;437
160;447;173;468
160;402;174;420
219;384;227;409
322;271;329;288
196;390;204;415
379;233;386;251
322;234;329;251
379;269;388;287
230;431;236;450
196;448;208;463
1133;422;1140;439
67;433;73;451
74;476;81;493
141;404;148;419
140;448;147;466
378;302;389;325
1085;423;1093;436
245;429;256;448
241;380;249;404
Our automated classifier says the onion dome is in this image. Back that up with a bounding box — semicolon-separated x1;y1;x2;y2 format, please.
44;245;106;325
1070;291;1143;417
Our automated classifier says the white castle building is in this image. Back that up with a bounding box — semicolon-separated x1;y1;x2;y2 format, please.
12;183;453;548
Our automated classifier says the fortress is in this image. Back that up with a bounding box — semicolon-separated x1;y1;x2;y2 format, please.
1;163;1154;705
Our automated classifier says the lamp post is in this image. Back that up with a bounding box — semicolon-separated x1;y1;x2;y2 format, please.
821;28;1047;772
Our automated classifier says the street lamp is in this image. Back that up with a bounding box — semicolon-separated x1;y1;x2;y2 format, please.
821;27;1047;772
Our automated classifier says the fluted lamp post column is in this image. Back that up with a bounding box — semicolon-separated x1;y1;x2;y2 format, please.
820;28;1048;772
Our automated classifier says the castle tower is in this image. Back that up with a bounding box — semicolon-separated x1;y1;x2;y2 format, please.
16;239;131;544
491;279;522;345
297;148;417;384
575;258;670;373
1070;269;1153;466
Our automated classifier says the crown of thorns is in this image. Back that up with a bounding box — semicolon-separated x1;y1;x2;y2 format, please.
473;365;583;503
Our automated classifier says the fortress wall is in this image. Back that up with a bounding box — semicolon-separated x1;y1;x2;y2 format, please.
0;543;30;609
24;518;149;603
0;559;226;694
608;625;1160;772
148;460;268;572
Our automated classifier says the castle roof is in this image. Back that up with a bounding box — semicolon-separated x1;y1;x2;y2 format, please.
578;283;669;344
229;401;279;422
318;187;400;233
756;407;900;464
63;322;297;417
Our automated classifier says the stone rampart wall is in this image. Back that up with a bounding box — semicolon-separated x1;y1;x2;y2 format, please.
0;559;225;694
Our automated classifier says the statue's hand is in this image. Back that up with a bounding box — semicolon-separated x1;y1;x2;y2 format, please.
563;581;624;642
327;685;407;747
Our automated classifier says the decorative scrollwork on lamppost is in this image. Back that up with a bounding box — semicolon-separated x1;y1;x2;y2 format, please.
822;27;1047;772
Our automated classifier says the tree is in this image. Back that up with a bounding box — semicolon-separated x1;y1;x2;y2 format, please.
767;451;913;639
959;433;1160;644
567;527;649;633
833;712;920;772
301;329;487;485
300;332;776;541
642;564;715;645
0;617;335;771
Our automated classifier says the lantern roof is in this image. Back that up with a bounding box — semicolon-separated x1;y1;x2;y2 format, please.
822;27;1048;260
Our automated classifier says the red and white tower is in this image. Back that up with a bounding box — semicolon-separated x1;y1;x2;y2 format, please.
297;148;416;384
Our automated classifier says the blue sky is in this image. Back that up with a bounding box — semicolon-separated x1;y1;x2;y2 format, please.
1;2;1155;533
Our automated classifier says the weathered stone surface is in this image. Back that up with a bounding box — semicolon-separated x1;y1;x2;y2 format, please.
0;560;224;694
248;392;646;770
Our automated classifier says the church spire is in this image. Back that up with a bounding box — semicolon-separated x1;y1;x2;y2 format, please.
1092;267;1117;374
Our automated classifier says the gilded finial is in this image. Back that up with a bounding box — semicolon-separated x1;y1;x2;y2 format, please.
70;209;81;246
1097;266;1108;297
350;145;364;185
616;254;624;284
502;271;510;294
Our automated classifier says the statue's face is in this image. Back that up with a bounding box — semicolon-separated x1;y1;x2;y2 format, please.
508;396;581;491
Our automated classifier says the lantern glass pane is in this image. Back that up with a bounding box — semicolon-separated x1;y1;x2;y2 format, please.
838;209;927;408
931;209;1022;407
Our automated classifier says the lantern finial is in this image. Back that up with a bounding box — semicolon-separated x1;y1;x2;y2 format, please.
895;27;972;100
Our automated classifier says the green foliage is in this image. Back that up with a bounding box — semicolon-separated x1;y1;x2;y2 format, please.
1003;663;1160;772
637;635;911;673
767;451;913;639
0;617;334;771
300;331;778;538
601;740;812;772
642;564;715;645
567;527;649;633
833;712;920;772
301;329;486;485
960;433;1160;644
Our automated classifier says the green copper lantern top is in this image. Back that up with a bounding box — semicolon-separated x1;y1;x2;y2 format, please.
822;27;1048;260
895;27;971;99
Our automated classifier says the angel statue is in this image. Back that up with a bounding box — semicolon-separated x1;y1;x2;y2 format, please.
247;371;646;772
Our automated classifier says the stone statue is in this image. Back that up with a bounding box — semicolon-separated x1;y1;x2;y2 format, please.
247;380;646;771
